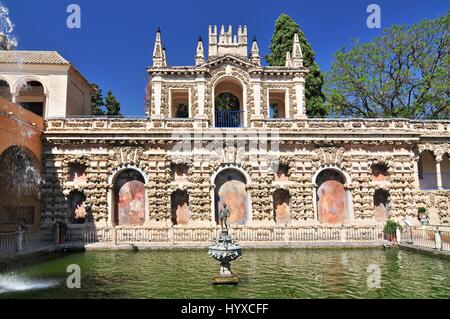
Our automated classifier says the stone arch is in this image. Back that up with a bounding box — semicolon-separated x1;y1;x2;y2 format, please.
212;75;247;127
313;167;353;224
13;77;48;117
0;145;41;231
110;167;147;226
273;189;290;224
211;165;251;225
12;76;49;96
171;189;189;225
0;77;12;101
441;153;450;189
418;150;437;190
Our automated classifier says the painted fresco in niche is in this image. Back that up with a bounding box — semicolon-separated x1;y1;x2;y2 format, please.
215;169;248;225
115;170;145;225
316;169;346;225
273;189;290;224
371;164;388;182
171;190;189;225
68;190;87;224
68;163;87;184
373;189;389;222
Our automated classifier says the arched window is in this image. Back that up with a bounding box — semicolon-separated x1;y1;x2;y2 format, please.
171;189;189;225
16;81;46;117
315;168;351;225
0;80;12;102
273;189;290;224
418;151;437;190
68;190;87;224
113;169;146;225
214;77;244;128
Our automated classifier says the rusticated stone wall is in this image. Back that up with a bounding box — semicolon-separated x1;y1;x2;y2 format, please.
40;135;450;228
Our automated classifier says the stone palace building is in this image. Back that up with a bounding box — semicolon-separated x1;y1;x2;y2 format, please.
0;25;449;234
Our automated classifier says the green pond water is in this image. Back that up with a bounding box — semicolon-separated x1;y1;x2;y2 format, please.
0;248;449;299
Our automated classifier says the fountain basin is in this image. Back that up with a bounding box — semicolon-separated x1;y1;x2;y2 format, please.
208;229;242;285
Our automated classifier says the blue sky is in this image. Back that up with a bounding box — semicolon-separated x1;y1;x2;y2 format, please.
4;0;449;116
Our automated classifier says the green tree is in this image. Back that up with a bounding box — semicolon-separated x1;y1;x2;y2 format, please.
326;13;450;119
105;90;122;116
266;14;327;116
90;83;105;115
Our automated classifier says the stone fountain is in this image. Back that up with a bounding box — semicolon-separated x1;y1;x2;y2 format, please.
208;228;242;285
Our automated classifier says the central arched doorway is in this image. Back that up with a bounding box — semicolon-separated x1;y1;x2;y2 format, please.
213;76;245;128
213;168;249;225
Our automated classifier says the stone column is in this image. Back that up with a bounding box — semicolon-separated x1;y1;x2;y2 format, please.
251;77;262;119
412;156;420;189
294;75;306;118
436;157;443;190
195;75;206;118
152;76;163;118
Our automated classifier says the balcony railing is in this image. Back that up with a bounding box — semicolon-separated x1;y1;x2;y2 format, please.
215;110;244;128
419;173;450;190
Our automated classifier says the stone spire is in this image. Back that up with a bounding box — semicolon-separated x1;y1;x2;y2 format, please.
195;36;205;66
152;27;164;67
291;32;303;68
250;36;261;66
285;51;292;67
162;44;167;67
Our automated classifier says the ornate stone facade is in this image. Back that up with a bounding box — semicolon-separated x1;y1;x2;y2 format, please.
40;25;450;229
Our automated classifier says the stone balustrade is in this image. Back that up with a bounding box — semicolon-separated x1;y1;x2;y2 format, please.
45;117;450;137
56;225;385;245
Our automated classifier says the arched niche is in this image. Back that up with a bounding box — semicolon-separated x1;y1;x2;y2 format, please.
314;168;352;225
373;189;389;222
171;189;189;225
113;169;146;226
273;189;290;224
68;190;88;224
213;168;249;225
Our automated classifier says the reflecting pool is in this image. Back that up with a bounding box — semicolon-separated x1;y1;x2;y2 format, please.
1;248;449;298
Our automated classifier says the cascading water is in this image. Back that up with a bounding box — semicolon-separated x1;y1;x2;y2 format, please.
0;273;58;294
0;1;17;50
0;146;41;225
